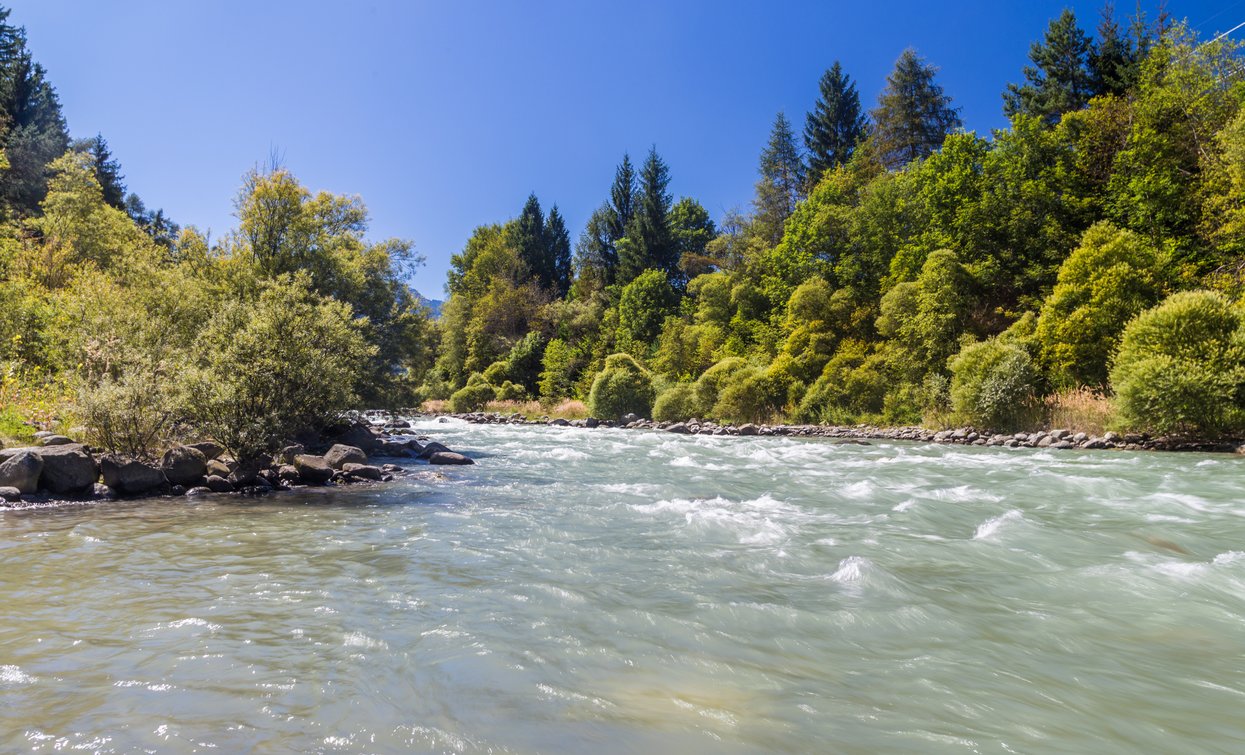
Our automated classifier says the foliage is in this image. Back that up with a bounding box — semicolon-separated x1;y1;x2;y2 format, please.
1110;291;1245;436
587;353;656;420
448;382;497;412
870;48;962;170
804;61;868;185
616;268;678;355
948;338;1040;430
652;382;700;422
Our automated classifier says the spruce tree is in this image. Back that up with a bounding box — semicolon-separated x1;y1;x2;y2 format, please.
754;111;806;246
545;204;572;297
608;153;636;242
1003;9;1094;124
75;134;127;209
619;146;675;286
1088;2;1140;97
515;193;548;286
804;61;867;185
871;48;962;170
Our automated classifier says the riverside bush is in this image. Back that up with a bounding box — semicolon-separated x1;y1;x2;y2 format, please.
949;338;1039;430
692;357;749;416
652;382;700;422
448;382;497;412
1110;290;1245;436
587;353;655;420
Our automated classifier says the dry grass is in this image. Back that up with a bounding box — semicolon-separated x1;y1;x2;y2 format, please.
419;399;448;414
1044;388;1115;436
418;397;590;420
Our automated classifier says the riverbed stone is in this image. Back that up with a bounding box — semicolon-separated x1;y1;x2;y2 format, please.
100;455;166;495
331;422;383;453
293;454;334;484
429;451;474;465
276;444;305;464
0;449;42;494
160;445;208;486
204;475;234;493
187;441;225;460
341;462;384;480
324;444;368;470
205;459;230;478
418;441;452;459
0;486;21;502
38;434;75;447
29;444;97;494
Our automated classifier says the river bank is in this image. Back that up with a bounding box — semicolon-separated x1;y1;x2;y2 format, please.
426;410;1244;454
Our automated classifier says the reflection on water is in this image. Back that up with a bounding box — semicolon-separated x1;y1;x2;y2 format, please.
2;419;1245;752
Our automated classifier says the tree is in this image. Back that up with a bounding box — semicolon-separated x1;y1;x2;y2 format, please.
753;112;806;246
0;8;69;215
616;268;678;354
1004;9;1095;124
573;204;617;288
804;61;867;185
619;146;676;285
71;134;126;209
515;192;548;286
668;197;717;276
871;49;962;170
1089;2;1141;97
545;204;572;297
608;153;637;242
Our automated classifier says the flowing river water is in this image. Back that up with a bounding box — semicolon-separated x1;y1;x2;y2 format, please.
2;417;1245;753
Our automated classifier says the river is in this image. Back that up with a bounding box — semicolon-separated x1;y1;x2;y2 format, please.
2;417;1244;753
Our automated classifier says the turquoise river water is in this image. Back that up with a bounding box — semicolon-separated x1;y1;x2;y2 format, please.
2;417;1245;753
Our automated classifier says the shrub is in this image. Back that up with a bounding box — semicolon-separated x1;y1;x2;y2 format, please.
482;361;508;385
1036;222;1163;388
796;340;886;424
1110;290;1245;436
949;338;1039;430
495;380;526;401
652;382;700;422
587;353;655;420
448;382;497;412
78;367;175;460
503;332;545;389
692;357;749;414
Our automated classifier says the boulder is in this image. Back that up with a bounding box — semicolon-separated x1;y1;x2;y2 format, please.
330;422;382;452
160;445;208;486
276;465;300;483
621;413;640;424
417;441;451;459
373;440;415;457
0;449;42;494
38;434;75;447
341;463;384;480
100;455;166;495
550;418;570;427
584;418;599;429
429;451;474;465
205;459;231;478
293;454;334;484
28;444;97;495
187;441;225;460
666;423;690;434
204;475;234;493
185;486;211;497
275;443;305;464
738;424;759;436
324;444;368;470
0;486;21;502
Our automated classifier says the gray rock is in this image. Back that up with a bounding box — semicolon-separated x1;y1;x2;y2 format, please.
100;455;166;495
92;482;114;500
380;463;403;474
418;441;451;459
185;486;212;497
549;418;570;427
341;463;384;480
0;486;21;502
204;475;234;493
293;454;334;484
429;451;474;465
1036;435;1054;448
324;444;368;470
621;413;640;424
276;464;300;483
160;445;208;486
205;459;230;478
738;424;759;436
0;449;42;494
584;418;599;429
276;444;305;464
187;441;225;460
331;422;382;452
38;434;75;447
666;423;690;434
26;444;97;494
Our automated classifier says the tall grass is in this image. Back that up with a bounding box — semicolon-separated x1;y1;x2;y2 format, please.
1045;388;1114;436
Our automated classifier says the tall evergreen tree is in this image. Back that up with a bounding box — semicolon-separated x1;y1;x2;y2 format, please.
74;134;126;209
1089;2;1141;97
545;204;572;298
574;204;617;288
619;146;676;286
1003;9;1094;124
608;153;636;242
754;111;807;246
871;48;962;170
0;7;69;215
515;193;549;286
804;61;867;185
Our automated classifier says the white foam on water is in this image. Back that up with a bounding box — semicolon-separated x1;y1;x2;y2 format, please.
630;494;799;546
343;631;388;650
974;510;1025;540
0;665;34;685
830;556;870;583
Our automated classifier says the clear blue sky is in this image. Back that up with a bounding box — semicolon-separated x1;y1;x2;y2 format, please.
6;0;1240;297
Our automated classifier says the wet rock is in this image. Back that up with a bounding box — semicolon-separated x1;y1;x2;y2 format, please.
293;454;334;484
373;440;414;457
185;486;212;497
380;464;403;474
0;449;42;494
549;418;570;427
584;418;599;429
341;463;384;480
205;459;230;478
100;455;167;495
276;444;305;464
160;445;208;486
666;423;690;434
277;464;300;483
0;486;21;502
418;441;452;459
738;424;759;436
429;451;474;465
91;482;115;500
329;421;383;453
621;413;640;424
170;485;187;496
324;444;368;470
187;441;225;460
205;475;234;493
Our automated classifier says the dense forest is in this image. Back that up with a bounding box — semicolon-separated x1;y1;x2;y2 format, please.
2;5;1245;463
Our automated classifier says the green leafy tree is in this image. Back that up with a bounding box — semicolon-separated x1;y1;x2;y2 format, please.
871;48;962;170
949;338;1039;430
616;268;678;354
588;353;656;420
1004;9;1094;124
668;197;717;276
804;61;868;186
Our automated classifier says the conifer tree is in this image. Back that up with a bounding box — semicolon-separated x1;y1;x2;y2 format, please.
871;49;961;170
754;111;806;245
74;134;127;210
608;153;636;242
804;61;867;185
545;204;572;297
515;193;548;285
1089;2;1141;97
619;146;675;286
1003;9;1094;124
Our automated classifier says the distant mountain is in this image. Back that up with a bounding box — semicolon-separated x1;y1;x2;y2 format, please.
415;292;443;319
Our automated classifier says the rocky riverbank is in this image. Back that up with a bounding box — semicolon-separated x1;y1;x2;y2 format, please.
0;418;474;507
431;411;1242;454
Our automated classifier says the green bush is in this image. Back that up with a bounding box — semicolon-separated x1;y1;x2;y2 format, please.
448;382;497;412
652;382;700;422
1110;290;1245;436
1036;222;1163;388
503;332;545;389
949;338;1039;431
587;353;655;420
495;380;526;401
78;367;175;460
796;340;887;424
692;357;749;415
616;269;678;354
482;361;508;385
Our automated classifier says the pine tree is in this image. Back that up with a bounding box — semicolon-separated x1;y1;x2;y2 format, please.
871;49;962;170
0;8;69;215
574;204;617;288
608;153;636;243
515;193;548;286
804;61;867;185
754;111;806;246
1089;2;1142;97
1003;9;1094;124
545;204;572;298
74;134;126;209
619;146;675;286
